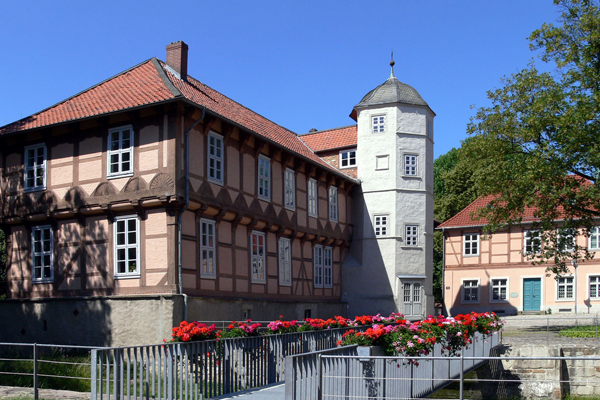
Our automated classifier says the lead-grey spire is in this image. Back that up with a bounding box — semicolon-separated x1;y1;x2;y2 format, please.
390;51;395;79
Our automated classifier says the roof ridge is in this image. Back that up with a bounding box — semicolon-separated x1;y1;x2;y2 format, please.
0;58;159;131
152;58;183;98
299;124;357;137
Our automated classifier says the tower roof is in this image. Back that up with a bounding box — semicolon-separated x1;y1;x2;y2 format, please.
356;76;428;109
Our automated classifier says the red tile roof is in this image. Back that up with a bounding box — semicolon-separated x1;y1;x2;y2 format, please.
0;58;357;182
300;125;357;152
0;60;175;135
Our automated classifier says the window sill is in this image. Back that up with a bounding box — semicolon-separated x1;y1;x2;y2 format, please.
32;279;54;284
108;172;134;180
114;274;141;280
463;254;480;257
401;246;422;250
402;175;422;180
200;274;217;280
308;213;318;218
340;165;356;169
284;205;296;212
490;299;509;304
258;195;270;202
207;178;224;186
461;301;480;305
24;186;46;193
279;282;292;287
251;280;266;285
555;298;575;302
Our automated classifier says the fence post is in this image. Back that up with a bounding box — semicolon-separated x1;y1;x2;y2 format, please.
459;352;464;400
317;354;323;400
91;349;97;400
547;317;550;346
33;343;38;400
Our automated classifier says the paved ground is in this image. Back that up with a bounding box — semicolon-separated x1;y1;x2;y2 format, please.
1;314;598;400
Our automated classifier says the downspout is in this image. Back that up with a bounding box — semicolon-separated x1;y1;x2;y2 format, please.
178;107;206;321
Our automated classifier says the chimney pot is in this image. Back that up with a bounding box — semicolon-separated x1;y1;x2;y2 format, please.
166;41;188;79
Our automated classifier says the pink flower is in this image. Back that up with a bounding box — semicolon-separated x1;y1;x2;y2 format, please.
407;341;414;348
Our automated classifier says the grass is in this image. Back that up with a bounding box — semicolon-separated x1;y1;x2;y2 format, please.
558;326;600;338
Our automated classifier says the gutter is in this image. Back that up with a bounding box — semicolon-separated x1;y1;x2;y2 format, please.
178;107;206;321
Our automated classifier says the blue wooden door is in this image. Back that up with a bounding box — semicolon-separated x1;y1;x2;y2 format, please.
523;278;541;311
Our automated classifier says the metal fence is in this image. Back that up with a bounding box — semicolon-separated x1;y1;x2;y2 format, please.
501;314;600;345
0;342;102;400
285;332;500;400
90;325;366;400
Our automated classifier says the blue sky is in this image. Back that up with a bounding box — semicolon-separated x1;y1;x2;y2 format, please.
0;1;560;158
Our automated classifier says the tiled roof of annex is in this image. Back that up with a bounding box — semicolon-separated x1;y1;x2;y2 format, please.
437;195;540;229
0;58;358;183
299;125;357;153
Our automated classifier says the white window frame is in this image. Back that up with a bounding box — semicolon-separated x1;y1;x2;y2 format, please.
200;219;216;278
308;178;318;218
461;278;480;304
24;144;47;192
374;215;389;237
107;125;134;179
490;277;509;303
278;237;292;286
323;246;333;288
113;215;140;278
372;115;386;133
524;229;542;255
314;244;323;288
558;228;577;252
207;132;224;184
31;225;53;283
339;149;357;168
329;186;338;222
284;168;296;210
405;225;419;246
251;231;266;283
589;227;600;250
557;276;574;300
258;155;271;201
589;274;600;299
463;233;479;256
404;154;418;176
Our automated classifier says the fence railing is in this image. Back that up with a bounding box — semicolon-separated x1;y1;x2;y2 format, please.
502;315;600;344
0;342;104;400
90;325;367;400
285;331;500;400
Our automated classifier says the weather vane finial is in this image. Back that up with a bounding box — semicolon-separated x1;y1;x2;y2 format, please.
390;50;395;78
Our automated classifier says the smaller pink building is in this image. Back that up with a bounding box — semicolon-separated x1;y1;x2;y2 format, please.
440;196;600;315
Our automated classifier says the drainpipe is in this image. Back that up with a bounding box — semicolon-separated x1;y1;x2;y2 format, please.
178;107;206;321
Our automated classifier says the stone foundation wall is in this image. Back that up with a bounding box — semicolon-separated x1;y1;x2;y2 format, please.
481;345;600;399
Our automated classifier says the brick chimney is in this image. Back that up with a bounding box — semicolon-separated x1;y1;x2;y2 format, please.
166;41;188;79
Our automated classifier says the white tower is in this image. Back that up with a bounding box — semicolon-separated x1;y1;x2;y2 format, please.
343;60;435;319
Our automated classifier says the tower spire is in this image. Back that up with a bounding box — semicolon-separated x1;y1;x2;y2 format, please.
390;51;395;78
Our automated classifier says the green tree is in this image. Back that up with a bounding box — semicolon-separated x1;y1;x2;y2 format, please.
465;0;600;274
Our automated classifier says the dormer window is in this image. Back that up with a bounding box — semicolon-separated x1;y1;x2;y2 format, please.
107;125;134;178
372;115;386;133
339;149;357;168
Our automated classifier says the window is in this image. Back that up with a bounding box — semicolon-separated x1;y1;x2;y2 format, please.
284;168;295;210
374;215;388;237
462;279;479;303
31;225;53;283
375;155;389;170
278;238;291;286
24;144;47;192
404;154;418;176
427;122;433;139
308;178;318;217
200;219;216;278
314;245;323;288
524;230;542;254
251;231;266;283
324;246;333;288
107;125;134;178
329;186;338;222
590;276;600;299
258;155;270;200
557;276;574;299
405;225;419;246
339;149;357;168
491;278;508;301
114;216;140;277
463;233;479;256
558;228;577;252
207;132;224;184
589;227;600;250
372;115;386;133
